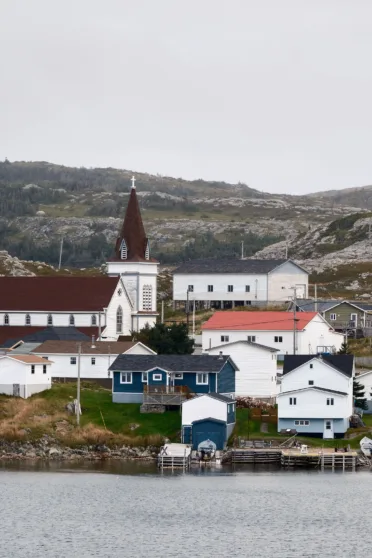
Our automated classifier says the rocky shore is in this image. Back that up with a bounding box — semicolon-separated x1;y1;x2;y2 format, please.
0;435;159;461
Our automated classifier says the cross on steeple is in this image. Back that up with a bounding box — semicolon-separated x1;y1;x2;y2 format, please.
131;175;136;189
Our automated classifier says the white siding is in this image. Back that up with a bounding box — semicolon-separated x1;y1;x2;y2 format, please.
0;312;105;328
267;262;308;301
103;278;132;339
182;395;227;425
356;371;372;401
281;359;351;395
207;342;277;398
173;273;268;302
278;389;349;419
0;357;51;397
36;353;116;379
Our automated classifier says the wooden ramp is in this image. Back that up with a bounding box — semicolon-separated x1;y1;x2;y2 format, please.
281;449;358;470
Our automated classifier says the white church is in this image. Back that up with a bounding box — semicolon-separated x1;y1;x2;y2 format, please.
0;177;158;344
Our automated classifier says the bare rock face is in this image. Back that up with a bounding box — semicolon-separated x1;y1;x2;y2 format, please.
0;251;35;276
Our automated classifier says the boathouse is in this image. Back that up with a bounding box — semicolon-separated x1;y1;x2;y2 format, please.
181;393;236;450
109;354;238;404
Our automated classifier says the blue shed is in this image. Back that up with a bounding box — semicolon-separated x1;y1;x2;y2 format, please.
191;418;227;451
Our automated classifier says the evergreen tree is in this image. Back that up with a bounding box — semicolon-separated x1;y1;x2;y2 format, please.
353;378;367;410
133;323;194;355
338;341;351;354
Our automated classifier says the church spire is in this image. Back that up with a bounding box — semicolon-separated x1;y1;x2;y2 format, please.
114;177;150;262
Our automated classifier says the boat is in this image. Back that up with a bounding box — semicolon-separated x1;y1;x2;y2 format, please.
360;436;372;457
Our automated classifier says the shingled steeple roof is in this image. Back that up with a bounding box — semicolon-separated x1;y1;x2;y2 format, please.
114;177;153;262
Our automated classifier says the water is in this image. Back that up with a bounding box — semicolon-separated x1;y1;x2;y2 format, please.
0;462;370;558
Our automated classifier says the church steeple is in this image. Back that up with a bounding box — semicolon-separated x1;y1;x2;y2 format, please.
114;176;150;262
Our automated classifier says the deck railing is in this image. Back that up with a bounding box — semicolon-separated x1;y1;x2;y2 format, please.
143;385;190;395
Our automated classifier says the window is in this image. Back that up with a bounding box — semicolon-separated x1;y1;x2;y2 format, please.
120;239;127;260
188;285;194;292
327;398;334;406
43;365;47;374
208;285;213;292
295;420;310;426
70;357;76;365
4;314;9;325
31;365;35;374
308;380;314;386
245;301;252;306
221;335;229;342
274;336;283;343
289;397;297;405
196;373;209;385
330;313;336;321
91;357;96;366
142;285;153;311
117;288;122;296
247;336;256;343
310;363;313;369
120;372;132;384
245;285;250;292
227;285;233;292
42;357;49;360
47;314;53;326
91;314;97;326
153;374;162;381
69;314;75;326
116;306;123;333
174;373;183;379
325;420;332;430
145;241;150;260
25;314;31;325
142;373;148;383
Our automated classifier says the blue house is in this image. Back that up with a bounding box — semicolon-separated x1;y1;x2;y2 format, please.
181;393;236;450
109;354;237;404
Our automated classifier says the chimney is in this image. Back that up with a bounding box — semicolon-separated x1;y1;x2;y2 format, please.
218;351;223;360
91;335;96;349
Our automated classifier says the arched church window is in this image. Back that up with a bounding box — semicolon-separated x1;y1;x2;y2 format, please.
4;314;9;325
25;314;31;325
69;314;75;326
47;314;53;326
142;285;153;311
116;306;123;334
91;314;97;326
121;240;127;260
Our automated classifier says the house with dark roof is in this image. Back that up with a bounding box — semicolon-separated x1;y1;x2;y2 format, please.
173;258;308;309
181;393;236;450
277;354;354;439
0;178;158;341
109;354;238;405
205;340;279;399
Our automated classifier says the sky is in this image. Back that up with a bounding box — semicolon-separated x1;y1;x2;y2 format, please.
2;0;372;194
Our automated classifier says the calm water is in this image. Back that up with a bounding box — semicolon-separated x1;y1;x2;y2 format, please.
0;462;370;558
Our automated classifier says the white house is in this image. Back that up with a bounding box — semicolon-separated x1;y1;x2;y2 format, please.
277;354;354;439
355;370;372;413
32;340;155;385
205;341;279;399
0;354;52;398
181;393;236;450
201;311;343;357
173;259;308;308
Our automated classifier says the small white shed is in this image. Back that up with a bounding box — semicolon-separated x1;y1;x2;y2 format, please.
0;354;52;398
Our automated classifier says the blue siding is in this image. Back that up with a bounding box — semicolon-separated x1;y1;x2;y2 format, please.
191;419;227;450
227;402;236;424
176;372;217;394
147;368;167;386
182;426;192;444
113;371;143;393
278;418;348;437
217;361;235;394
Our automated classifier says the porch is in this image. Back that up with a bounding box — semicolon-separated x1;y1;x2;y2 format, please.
143;385;192;406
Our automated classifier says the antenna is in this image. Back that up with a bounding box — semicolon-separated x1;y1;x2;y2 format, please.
241;241;244;260
58;237;64;270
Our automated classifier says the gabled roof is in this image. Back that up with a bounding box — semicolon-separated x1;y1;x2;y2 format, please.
112;185;157;263
174;259;288;274
295;299;372;313
202;311;317;331
33;340;137;355
0;354;52;365
283;354;354;378
183;393;235;405
206;340;279;353
277;386;347;397
0;326;97;348
0;277;119;312
109;354;237;372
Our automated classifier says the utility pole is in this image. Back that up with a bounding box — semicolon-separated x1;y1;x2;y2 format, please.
161;300;164;323
58;237;64;270
98;311;101;341
241;241;244;260
76;342;81;426
314;284;318;313
293;286;297;355
186;288;190;333
192;299;196;338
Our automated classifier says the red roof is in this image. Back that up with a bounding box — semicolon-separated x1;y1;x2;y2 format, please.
202;311;318;331
0;277;118;311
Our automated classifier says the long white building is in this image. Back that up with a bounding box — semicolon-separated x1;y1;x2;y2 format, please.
173;259;308;308
202;311;343;357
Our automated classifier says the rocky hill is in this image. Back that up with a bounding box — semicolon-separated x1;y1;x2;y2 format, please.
0;159;371;269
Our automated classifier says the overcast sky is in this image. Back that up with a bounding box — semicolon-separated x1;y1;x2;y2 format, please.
2;0;372;194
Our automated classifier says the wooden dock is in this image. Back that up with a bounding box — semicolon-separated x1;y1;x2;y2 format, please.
224;448;282;464
157;443;191;470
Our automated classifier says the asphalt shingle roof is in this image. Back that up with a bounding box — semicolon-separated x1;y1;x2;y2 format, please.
173;259;289;274
0;326;95;348
278;386;347;396
109;354;234;372
283;354;354;377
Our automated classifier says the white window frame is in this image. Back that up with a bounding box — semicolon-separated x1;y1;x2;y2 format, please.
330;313;336;321
227;285;233;292
274;336;283;343
327;398;334;406
245;285;250;292
174;373;183;379
295;420;310;426
4;314;9;325
247;335;256;342
289;397;297;405
31;365;35;374
221;335;229;342
153;373;163;381
43;364;47;374
25;314;31;325
188;285;194;293
308;380;314;385
207;285;213;292
69;314;75;326
70;357;77;365
120;372;132;384
91;357;96;365
142;372;148;383
196;373;209;385
91;314;97;326
116;306;123;334
47;314;53;326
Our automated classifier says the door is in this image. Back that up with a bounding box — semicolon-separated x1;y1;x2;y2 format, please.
13;384;20;397
323;420;334;439
350;313;358;327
